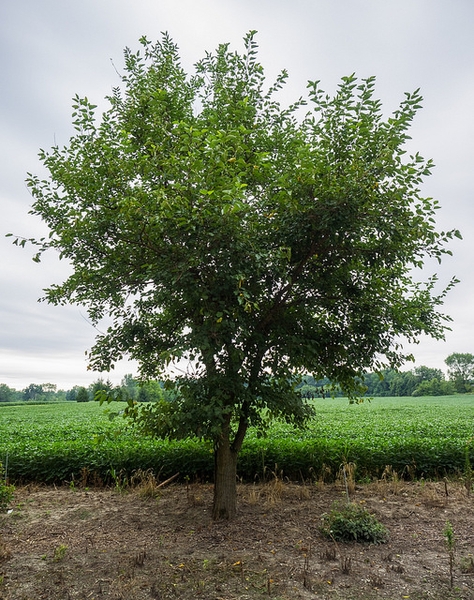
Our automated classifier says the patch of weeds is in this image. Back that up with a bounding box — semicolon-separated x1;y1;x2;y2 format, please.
109;467;129;493
247;484;260;505
132;549;146;567
316;463;333;487
264;471;284;508
380;464;403;495
186;480;205;507
420;481;447;508
0;463;14;513
320;501;389;544
53;544;68;562
131;469;161;499
460;554;474;573
301;543;312;589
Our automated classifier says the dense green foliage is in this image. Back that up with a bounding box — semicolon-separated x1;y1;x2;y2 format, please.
363;365;455;396
320;502;389;543
0;376;168;404
445;353;474;393
1;397;473;485
20;31;459;409
0;384;21;403
13;32;459;517
0;402;211;484
300;365;457;398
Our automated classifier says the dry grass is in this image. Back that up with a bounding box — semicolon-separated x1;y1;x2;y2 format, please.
245;475;311;508
130;469;162;499
336;461;356;498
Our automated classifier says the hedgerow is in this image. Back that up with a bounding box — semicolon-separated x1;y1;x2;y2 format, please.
1;396;473;484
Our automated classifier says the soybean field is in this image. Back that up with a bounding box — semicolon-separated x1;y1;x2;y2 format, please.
1;396;473;485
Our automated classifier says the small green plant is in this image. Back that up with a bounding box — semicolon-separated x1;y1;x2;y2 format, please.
444;520;455;588
109;467;128;493
464;439;473;496
320;502;389;544
0;462;14;513
53;544;68;562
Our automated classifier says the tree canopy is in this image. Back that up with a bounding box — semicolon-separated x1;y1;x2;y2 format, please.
445;353;474;392
18;32;459;518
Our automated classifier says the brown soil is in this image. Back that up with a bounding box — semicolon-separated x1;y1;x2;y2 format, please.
1;478;474;599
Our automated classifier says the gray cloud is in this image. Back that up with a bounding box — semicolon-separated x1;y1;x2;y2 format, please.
1;0;473;388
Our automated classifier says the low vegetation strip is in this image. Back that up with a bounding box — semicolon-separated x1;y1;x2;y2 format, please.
1;396;473;484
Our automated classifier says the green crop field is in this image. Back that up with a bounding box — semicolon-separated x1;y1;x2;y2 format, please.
1;396;473;485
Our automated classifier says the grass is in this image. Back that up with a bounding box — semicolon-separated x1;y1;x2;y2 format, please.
320;501;389;543
0;395;474;484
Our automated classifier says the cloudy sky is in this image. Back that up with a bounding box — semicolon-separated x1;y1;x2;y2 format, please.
1;0;472;390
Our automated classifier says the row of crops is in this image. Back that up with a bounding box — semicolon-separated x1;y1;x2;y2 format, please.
1;396;473;485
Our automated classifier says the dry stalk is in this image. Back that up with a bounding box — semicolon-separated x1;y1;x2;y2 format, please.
338;462;356;501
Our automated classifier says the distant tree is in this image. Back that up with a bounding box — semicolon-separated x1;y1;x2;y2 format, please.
89;378;114;401
411;365;451;396
412;378;455;397
363;366;451;397
42;383;57;393
0;383;16;402
22;383;43;401
137;380;164;403
66;386;79;401
297;375;332;398
445;353;474;393
75;386;90;402
363;369;404;396
41;383;57;400
360;366;458;397
18;33;459;519
413;366;445;383
54;389;67;402
389;370;418;397
120;374;139;402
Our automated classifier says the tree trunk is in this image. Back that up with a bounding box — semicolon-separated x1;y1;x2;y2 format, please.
212;433;239;520
211;401;250;520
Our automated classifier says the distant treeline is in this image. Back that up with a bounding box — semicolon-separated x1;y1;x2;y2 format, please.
0;375;167;403
1;353;473;402
299;353;474;398
298;367;455;399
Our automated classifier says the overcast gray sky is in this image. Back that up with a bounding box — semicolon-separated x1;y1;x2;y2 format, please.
1;0;472;390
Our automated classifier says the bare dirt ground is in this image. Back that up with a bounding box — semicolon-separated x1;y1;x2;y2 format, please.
1;478;474;600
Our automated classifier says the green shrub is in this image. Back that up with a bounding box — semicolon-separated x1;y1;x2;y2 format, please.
0;462;14;512
320;502;389;544
75;387;90;402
